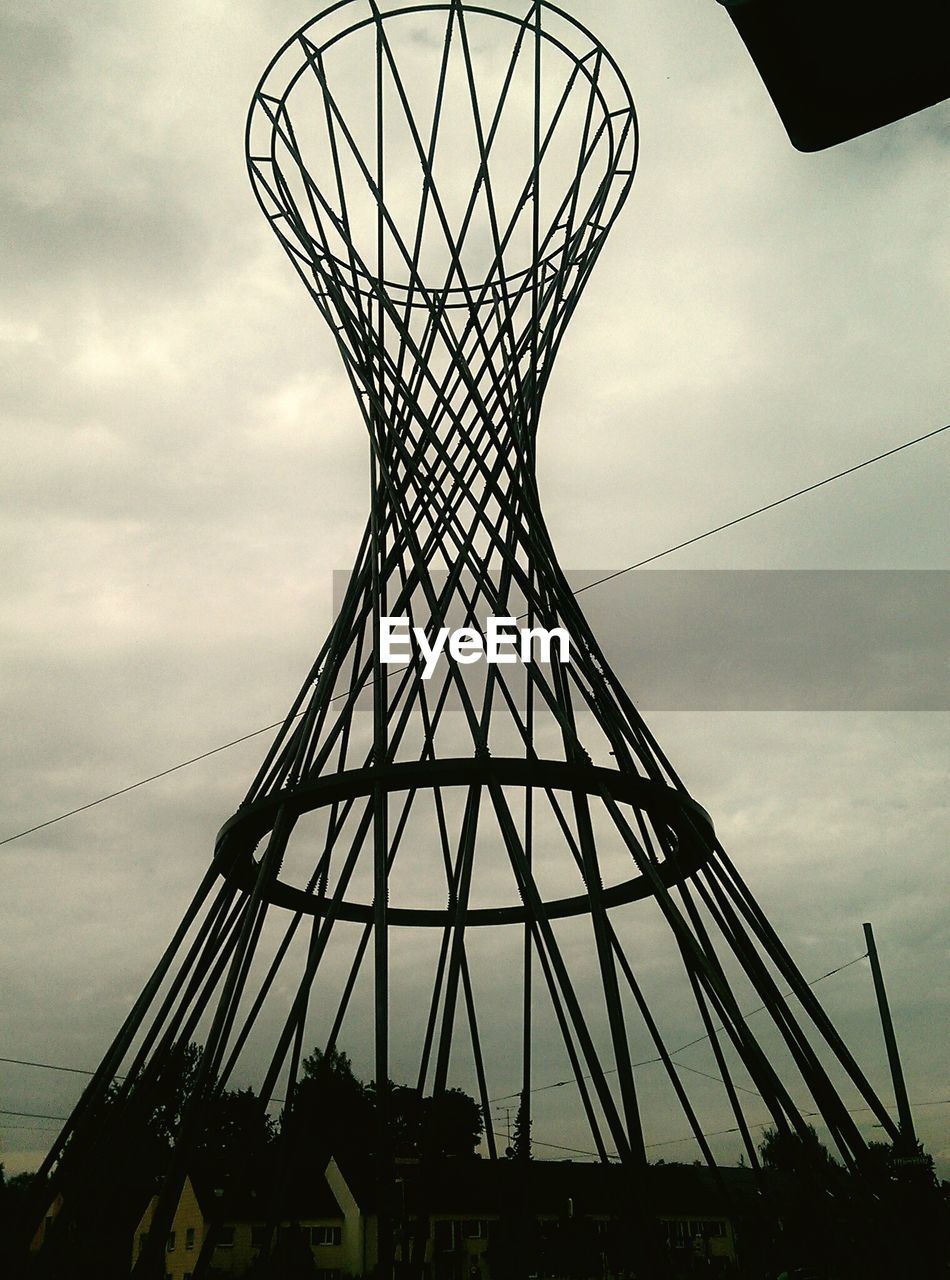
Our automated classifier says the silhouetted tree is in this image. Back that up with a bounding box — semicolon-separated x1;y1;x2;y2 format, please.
417;1087;483;1158
511;1092;531;1162
21;1043;282;1279
758;1123;838;1176
283;1046;377;1171
0;1168;36;1280
282;1047;482;1165
194;1085;276;1185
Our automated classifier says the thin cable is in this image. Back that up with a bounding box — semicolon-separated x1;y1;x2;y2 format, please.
673;1062;764;1097
651;953;871;1064
0;1124;63;1132
489;952;870;1103
4;1104;947;1158
570;421;950;598
498;1098;950;1162
0;960;869;1099
0;1109;70;1122
1;420;946;851
0;1056;104;1078
491;1128;603;1159
641;1100;950;1154
645;1123;755;1153
0;723;289;848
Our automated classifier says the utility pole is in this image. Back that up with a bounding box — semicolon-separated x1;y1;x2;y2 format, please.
863;922;917;1148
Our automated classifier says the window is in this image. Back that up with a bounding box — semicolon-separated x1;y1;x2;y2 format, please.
251;1224;271;1248
216;1225;235;1248
434;1221;485;1251
666;1221;690;1248
308;1225;342;1247
434;1220;457;1251
167;1231;176;1252
186;1226;195;1251
685;1219;725;1240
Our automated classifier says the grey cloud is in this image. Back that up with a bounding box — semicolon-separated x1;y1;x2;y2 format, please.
1;0;947;1182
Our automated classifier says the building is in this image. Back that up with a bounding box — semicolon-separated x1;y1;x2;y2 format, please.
133;1157;743;1278
132;1171;346;1278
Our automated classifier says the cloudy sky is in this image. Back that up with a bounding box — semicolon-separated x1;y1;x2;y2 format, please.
1;0;947;1180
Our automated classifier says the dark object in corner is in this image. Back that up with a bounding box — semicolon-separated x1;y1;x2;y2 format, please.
717;0;950;150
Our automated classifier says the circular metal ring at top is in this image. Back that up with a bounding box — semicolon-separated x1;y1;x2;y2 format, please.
246;0;638;309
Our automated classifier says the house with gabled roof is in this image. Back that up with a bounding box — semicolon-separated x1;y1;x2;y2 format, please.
325;1155;742;1278
132;1169;345;1278
131;1157;744;1278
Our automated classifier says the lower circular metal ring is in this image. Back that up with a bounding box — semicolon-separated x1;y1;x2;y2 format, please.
214;757;715;926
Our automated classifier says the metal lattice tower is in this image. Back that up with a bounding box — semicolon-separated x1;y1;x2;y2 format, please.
30;3;900;1275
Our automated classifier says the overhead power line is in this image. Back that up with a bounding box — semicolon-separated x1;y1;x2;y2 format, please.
0;1109;70;1123
0;1056;109;1079
5;1104;947;1161
570;421;949;598
0;951;918;1139
489;952;870;1104
491;1100;950;1163
1;420;946;853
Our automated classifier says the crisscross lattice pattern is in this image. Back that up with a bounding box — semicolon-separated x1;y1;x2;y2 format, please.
29;7;899;1277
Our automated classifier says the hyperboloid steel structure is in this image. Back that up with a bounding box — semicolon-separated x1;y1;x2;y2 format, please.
28;2;901;1276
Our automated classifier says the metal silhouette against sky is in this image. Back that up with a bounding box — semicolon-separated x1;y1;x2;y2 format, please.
30;1;900;1273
